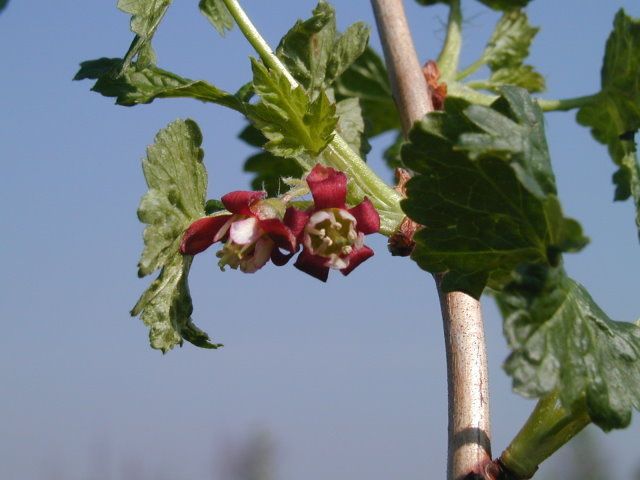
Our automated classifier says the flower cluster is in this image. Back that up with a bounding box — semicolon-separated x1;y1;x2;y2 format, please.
180;165;380;281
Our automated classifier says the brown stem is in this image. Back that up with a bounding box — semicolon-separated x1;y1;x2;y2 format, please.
370;1;492;478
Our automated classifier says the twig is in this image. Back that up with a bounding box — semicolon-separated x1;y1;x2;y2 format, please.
370;1;492;479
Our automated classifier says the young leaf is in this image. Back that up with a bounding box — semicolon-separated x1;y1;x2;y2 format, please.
576;10;640;239
402;89;588;298
117;0;172;71
247;58;337;159
479;10;545;92
334;47;401;137
199;0;234;36
497;265;640;431
74;58;244;111
274;1;369;94
132;119;220;351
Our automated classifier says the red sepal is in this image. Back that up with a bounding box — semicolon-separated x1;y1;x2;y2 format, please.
221;191;266;216
340;245;374;276
293;250;330;282
259;218;297;252
348;198;380;235
271;248;296;266
306;164;347;210
180;215;231;255
284;207;310;240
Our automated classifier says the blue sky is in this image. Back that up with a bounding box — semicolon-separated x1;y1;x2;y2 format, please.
1;1;639;479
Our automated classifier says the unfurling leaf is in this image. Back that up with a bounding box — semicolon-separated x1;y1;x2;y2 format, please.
247;58;337;159
576;10;640;239
117;0;172;71
402;88;587;298
199;0;234;36
497;265;640;431
74;58;244;111
275;1;369;94
478;10;545;92
132;119;220;352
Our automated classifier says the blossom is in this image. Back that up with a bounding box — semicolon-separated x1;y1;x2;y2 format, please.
286;165;380;282
180;191;297;273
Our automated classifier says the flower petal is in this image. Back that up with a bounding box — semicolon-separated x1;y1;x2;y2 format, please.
294;249;330;282
260;218;297;252
180;215;231;255
306;164;347;210
221;191;266;215
348;198;380;235
240;237;273;273
229;216;262;245
284;207;310;240
340;245;374;276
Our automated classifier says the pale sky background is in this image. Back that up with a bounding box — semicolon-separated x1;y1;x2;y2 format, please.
1;1;640;479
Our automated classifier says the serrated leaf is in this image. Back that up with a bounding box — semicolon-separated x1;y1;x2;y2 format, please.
576;10;640;239
239;98;367;195
275;1;336;93
334;47;400;137
248;58;337;159
497;265;640;431
335;97;370;158
131;255;221;352
402;89;588;297
476;10;545;93
415;0;531;11
132;119;218;351
74;58;244;111
199;0;233;36
325;22;370;86
117;0;172;71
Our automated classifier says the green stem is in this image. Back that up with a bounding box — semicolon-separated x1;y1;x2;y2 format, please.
537;93;599;112
222;0;404;235
456;57;485;81
437;0;462;80
500;391;591;479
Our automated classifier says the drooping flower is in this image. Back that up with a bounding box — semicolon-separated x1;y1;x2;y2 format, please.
286;165;380;282
180;191;297;273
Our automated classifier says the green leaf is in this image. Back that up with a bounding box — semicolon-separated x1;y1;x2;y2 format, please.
334;47;400;137
497;265;640;430
476;10;545;93
132;119;219;351
0;0;9;13
199;0;233;36
415;0;532;11
74;58;244;111
117;0;172;71
576;10;640;239
402;89;588;297
335;97;370;158
248;58;337;159
275;1;369;94
239;98;367;195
